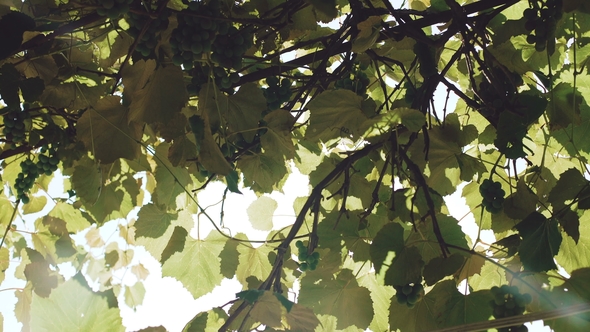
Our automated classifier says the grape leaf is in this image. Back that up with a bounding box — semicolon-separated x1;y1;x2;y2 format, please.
249;291;283;328
124;282;145;309
299;269;373;330
236;242;273;287
515;212;562;272
423;253;465;286
160;226;188;264
384;246;424;286
285;303;321;331
238;154;288;193
363;107;425;138
161;232;226;298
30;276;124;332
128;64;188;125
260;109;296;159
135;203;177;238
183;308;228;332
556;210;590;272
70;159;102;205
247;196;278;231
305;89;368;142
76;96;142;164
548;168;589;211
369;222;405;274
227;83;266;143
430;280;493;329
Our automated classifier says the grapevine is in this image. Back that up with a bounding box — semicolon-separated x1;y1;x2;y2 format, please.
96;0;133;20
210;26;253;70
2;110;30;149
335;64;370;96
394;283;425;309
295;240;320;272
186;64;239;95
14;145;59;203
490;285;532;332
170;0;230;70
263;76;292;110
479;179;506;214
523;0;563;54
126;10;170;59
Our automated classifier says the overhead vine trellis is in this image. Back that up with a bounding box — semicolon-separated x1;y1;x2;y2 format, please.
1;0;590;331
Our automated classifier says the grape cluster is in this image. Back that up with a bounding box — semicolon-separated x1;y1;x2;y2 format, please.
523;0;563;54
490;285;532;332
96;0;133;20
126;10;170;59
210;26;253;70
394;283;425;309
3;111;29;149
263;77;292;110
170;1;230;70
335;68;370;96
14;146;59;203
479;179;506;214
296;240;320;272
186;64;239;95
476;68;523;120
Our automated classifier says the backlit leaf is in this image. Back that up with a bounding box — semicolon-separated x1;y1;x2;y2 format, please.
30;276;124;332
162;232;226;298
247;196;278;231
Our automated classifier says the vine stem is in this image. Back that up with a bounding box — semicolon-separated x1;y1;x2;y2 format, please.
0;200;20;249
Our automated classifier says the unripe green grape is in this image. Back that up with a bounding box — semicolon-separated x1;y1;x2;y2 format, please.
299;262;308;271
396;293;407;305
402;285;413;295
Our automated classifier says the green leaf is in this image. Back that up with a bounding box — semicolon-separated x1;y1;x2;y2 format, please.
547;83;583;130
238;154;287;193
384;246;424;286
76;96;142;164
135;203;178;238
30;276;124;332
363;107;425;138
22;195;47;215
225;170;242;194
370;222;405;274
236;242;273;287
152;143;192;210
0;247;8;284
70;159;102;205
247;196;278;231
128;64;188;125
183;308;228;332
556;210;590;273
430;280;493;329
124;282;145;309
47;202;92;233
160;226;188;264
423;253;465;286
548;168;589;211
305;89;368;142
227;83;266;143
260;109;296;159
299;269;373;330
236;289;265;304
161;232;226;298
515;212;562;271
503;178;538;220
388;284;439;331
285;303;321;331
249;291;283;328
